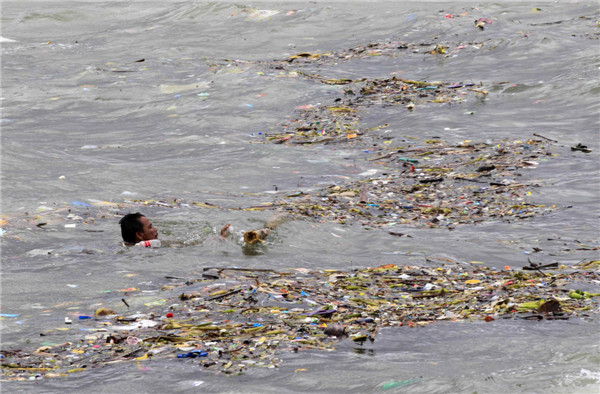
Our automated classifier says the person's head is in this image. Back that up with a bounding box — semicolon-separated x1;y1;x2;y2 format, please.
119;212;158;244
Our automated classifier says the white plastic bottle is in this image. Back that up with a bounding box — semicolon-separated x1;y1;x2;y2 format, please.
135;239;161;248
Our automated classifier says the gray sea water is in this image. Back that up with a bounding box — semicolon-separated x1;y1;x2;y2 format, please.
1;1;599;392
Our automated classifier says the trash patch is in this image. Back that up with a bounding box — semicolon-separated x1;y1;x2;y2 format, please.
273;137;557;228
2;261;598;379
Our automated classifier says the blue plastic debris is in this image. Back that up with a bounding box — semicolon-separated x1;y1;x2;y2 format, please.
177;350;208;358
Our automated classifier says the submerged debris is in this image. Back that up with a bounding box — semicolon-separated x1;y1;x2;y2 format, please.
2;262;598;380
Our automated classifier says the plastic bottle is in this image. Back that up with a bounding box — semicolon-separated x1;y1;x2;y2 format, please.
135;239;161;248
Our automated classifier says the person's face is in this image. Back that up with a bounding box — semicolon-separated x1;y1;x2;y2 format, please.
136;216;158;242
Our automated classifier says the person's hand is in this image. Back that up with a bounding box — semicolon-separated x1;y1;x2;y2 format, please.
220;223;231;239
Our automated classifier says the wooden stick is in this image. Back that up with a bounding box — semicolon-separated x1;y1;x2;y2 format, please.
533;133;558;143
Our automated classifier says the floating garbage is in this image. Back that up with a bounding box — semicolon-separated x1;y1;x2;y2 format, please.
571;143;592;153
266;75;476;147
381;378;420;390
135;239;161;248
243;213;288;245
1;261;598;379
267;137;559;228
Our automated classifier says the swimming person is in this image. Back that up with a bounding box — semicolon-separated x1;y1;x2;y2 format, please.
119;212;159;247
119;212;231;247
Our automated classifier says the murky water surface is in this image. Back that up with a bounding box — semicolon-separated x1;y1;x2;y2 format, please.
1;1;599;392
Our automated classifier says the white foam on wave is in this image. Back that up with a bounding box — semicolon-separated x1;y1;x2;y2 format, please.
0;37;17;43
580;369;600;381
559;368;600;389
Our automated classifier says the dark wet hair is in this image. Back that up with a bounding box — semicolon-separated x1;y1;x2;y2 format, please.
119;212;144;243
